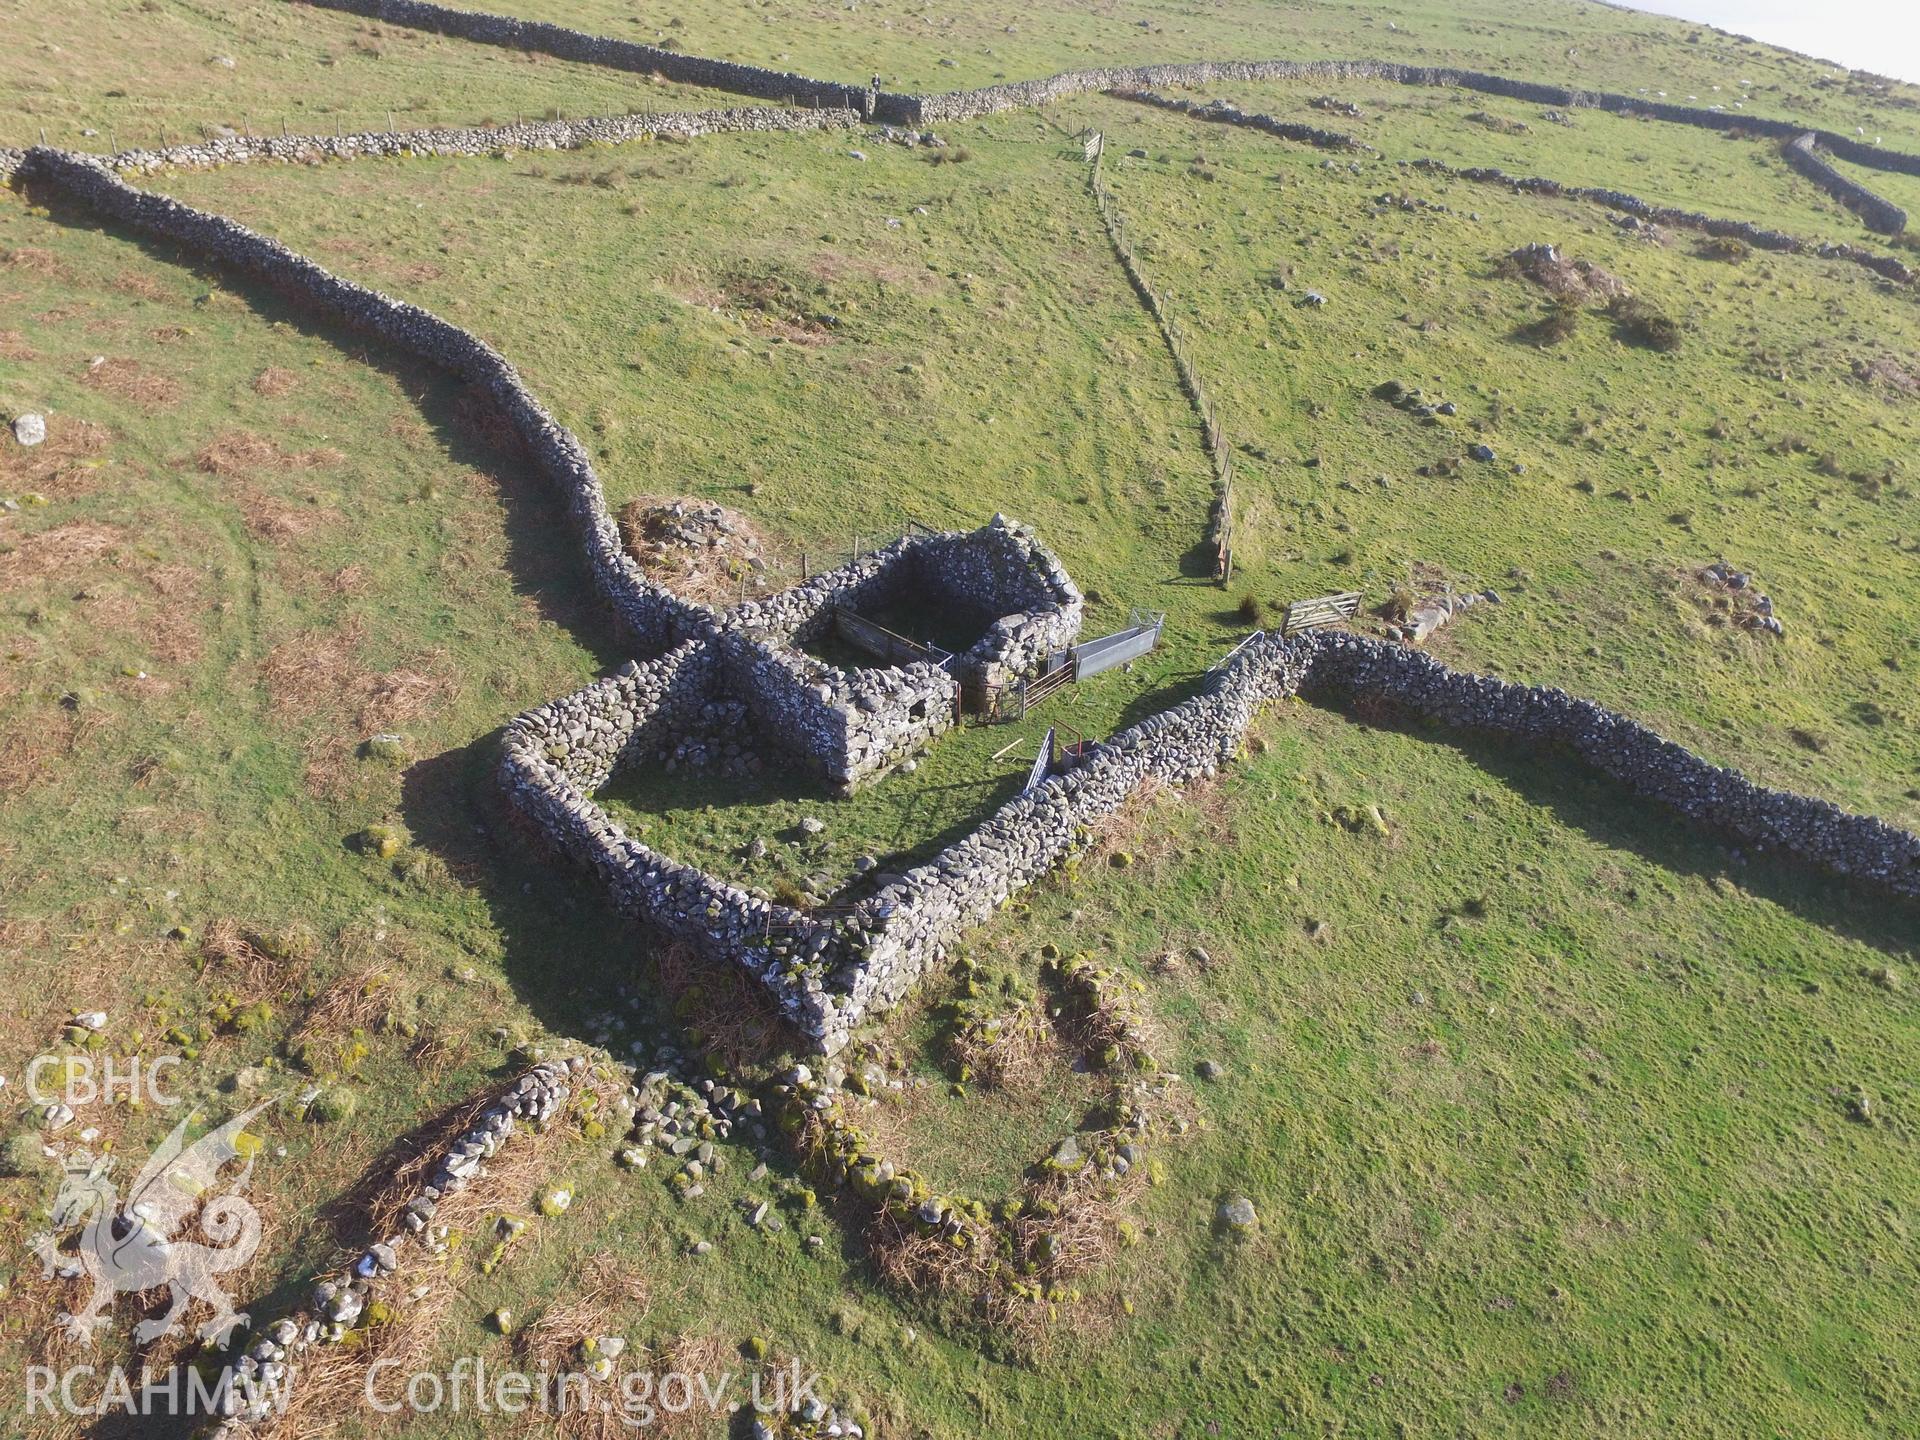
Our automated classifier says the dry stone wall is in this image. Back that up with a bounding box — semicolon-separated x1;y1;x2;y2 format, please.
808;627;1920;1049
913;519;1085;690
826;634;1316;1033
732;518;1082;699
903;57;1920;182
1784;133;1909;234
260;0;1920;193
491;519;1082;1049
500;641;830;987
1114;88;1367;151
301;0;884;113
14;147;703;654
17;65;1916;1065
1301;634;1920;901
85;105;859;178
720;633;960;791
1431;160;1916;281
1101;92;1914;282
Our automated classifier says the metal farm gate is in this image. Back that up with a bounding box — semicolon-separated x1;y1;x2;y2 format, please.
1071;608;1165;679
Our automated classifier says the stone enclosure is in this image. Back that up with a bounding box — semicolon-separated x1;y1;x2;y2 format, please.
15;16;1920;1438
18;99;1917;1061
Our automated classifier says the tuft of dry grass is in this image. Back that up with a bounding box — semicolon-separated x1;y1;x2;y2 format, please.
238;489;334;544
0;520;121;581
111;269;171;301
258;618;451;732
864;1206;998;1300
252;365;300;397
196;429;345;477
948;998;1060;1090
201;917;315;998
637;1333;742;1440
2;245;70;277
0;704;109;801
510;1254;659;1439
653;940;785;1068
296;965;405;1044
81;355;184;410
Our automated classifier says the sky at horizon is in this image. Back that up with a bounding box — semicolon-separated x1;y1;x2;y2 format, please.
1618;0;1920;87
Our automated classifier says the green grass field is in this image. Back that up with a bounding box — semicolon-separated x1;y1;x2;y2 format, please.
2;1;1917;1436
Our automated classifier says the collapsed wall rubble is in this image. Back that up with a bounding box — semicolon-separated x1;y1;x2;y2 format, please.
211;1058;582;1435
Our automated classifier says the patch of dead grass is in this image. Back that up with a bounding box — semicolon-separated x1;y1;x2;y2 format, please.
253;366;300;398
2;246;70;278
510;1255;660;1439
111;269;171;301
75;583;206;666
196;430;344;477
0;520;121;583
81;355;183;410
654;940;785;1068
201;917;316;999
947;997;1061;1090
0;416;112;501
239;490;336;545
258;618;452;732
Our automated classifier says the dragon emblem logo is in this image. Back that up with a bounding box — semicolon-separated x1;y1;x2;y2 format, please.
31;1102;271;1347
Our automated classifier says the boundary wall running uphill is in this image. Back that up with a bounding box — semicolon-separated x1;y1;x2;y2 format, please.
907;59;1920;184
299;0;884;114
1102;91;1914;283
13;146;703;655
1081;132;1238;580
282;0;1920;194
1783;133;1909;235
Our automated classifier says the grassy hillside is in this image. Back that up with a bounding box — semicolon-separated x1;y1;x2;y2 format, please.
478;0;1920;147
0;0;779;153
1;3;1916;1438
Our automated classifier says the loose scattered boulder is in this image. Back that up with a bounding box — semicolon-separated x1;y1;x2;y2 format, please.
1218;1193;1258;1234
